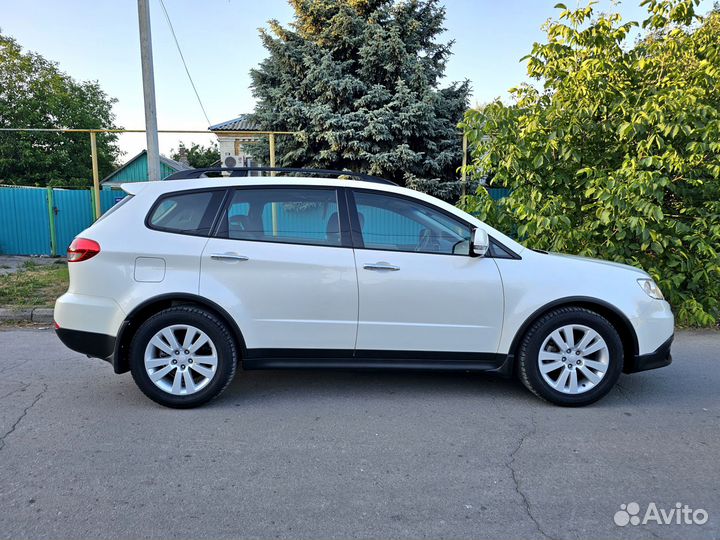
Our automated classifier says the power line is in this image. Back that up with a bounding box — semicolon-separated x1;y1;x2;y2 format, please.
157;0;212;126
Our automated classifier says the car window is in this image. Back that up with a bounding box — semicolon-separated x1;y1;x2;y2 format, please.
148;190;223;236
220;188;341;247
353;191;471;255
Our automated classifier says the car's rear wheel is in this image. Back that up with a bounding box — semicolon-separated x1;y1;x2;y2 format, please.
129;306;237;408
517;307;623;406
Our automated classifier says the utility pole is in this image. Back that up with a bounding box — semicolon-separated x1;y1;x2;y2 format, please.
137;0;161;181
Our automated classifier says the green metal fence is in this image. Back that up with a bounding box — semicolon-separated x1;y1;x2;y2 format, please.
0;186;122;256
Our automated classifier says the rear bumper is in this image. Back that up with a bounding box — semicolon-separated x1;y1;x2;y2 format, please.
54;293;125;337
624;334;673;373
55;327;116;363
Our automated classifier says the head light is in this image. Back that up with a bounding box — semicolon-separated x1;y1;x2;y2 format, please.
637;278;664;300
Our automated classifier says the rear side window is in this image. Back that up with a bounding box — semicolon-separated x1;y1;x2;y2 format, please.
217;188;341;246
148;190;224;236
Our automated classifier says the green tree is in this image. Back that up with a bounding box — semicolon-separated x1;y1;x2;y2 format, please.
461;0;720;326
249;0;469;200
0;33;120;186
170;141;220;169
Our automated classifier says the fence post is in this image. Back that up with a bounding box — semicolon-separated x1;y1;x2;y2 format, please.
269;133;278;236
90;131;102;220
46;187;57;257
269;132;276;171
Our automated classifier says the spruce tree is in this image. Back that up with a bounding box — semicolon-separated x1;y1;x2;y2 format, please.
249;0;470;201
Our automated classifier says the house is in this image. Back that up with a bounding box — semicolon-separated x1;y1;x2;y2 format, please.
208;115;262;169
101;150;192;188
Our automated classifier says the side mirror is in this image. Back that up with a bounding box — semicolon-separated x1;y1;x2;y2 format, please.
471;228;490;257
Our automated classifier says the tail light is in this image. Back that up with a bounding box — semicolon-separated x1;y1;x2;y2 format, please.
67;238;101;262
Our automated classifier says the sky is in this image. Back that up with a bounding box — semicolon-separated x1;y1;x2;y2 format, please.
1;0;715;162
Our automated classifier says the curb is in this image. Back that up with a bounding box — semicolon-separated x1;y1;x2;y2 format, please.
0;307;54;324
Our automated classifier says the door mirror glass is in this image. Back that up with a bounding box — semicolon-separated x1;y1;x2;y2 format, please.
471;228;490;257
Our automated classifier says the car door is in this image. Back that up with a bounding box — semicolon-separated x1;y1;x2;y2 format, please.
200;186;358;352
349;189;504;354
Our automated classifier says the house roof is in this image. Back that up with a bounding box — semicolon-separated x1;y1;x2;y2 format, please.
159;154;193;172
208;114;260;132
101;149;192;184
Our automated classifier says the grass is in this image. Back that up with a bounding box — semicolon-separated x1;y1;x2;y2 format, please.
0;261;69;308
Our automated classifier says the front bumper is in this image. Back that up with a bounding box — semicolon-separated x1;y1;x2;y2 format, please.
624;334;673;373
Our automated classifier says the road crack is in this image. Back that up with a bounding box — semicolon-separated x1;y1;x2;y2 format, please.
0;353;78;376
507;415;554;540
0;382;31;401
0;358;32;375
0;383;47;452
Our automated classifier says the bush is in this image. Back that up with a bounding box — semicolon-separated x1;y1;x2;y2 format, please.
460;0;720;326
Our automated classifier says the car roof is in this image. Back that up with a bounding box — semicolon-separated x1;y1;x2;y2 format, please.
122;176;446;212
122;176;404;196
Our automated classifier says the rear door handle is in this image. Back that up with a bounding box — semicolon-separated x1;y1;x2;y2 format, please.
363;262;400;271
210;253;249;262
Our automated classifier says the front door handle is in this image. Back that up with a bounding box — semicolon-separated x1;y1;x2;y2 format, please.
210;253;249;262
363;262;400;271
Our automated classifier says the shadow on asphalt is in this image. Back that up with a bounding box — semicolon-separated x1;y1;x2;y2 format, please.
115;369;537;409
200;365;691;411
133;367;664;410
100;342;702;411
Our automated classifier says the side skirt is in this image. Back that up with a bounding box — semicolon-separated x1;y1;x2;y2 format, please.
242;349;512;376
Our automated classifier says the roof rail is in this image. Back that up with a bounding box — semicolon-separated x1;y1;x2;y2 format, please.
164;167;398;186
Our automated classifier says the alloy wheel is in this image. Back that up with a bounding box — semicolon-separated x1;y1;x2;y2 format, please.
537;324;610;394
143;324;218;395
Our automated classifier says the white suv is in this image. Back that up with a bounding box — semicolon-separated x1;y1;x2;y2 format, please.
54;168;674;408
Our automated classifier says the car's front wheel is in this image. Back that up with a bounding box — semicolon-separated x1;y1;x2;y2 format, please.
129;306;237;408
517;307;623;406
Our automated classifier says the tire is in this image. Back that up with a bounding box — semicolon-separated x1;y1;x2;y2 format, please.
517;307;623;406
129;306;237;408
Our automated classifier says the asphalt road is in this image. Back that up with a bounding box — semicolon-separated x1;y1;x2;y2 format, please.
0;328;718;540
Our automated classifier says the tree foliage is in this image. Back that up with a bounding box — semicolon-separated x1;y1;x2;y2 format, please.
170;141;220;169
461;0;720;326
249;0;469;200
0;33;120;186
